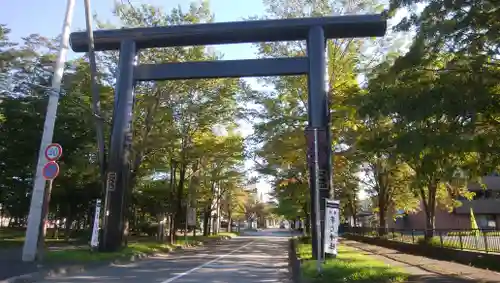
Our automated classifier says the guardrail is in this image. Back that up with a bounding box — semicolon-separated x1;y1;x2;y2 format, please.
345;227;500;253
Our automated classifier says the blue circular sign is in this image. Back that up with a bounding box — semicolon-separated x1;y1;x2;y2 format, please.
43;161;60;180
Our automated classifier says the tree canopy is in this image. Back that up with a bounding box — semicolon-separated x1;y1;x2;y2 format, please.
1;0;498;246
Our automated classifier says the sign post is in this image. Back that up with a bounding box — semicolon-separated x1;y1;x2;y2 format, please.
324;199;340;258
38;160;61;259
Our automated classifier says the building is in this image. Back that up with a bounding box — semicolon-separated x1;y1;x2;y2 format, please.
389;176;500;230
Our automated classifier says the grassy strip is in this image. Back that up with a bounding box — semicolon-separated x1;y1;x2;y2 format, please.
297;240;408;283
43;233;238;263
44;242;175;262
0;227;239;248
0;228;87;248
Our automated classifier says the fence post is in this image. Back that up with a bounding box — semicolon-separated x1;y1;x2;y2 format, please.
411;229;415;244
459;233;463;250
483;232;489;253
438;230;443;248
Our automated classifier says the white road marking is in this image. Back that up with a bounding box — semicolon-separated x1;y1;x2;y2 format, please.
160;241;254;283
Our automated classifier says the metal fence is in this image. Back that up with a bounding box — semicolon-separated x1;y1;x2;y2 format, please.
345;227;500;253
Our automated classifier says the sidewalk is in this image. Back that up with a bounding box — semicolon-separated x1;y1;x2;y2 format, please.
0;245;87;281
342;239;500;283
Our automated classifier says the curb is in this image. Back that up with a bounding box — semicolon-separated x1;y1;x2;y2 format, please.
3;236;233;283
2;252;152;283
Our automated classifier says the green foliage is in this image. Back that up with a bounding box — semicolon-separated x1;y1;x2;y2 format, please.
470;208;479;234
1;0;499;246
0;1;247;241
355;0;500;233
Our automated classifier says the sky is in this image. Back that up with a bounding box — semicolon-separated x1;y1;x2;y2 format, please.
1;0;276;199
1;0;413;203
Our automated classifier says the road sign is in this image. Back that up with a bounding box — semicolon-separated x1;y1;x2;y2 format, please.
45;143;63;161
42;161;60;180
106;172;117;192
187;208;196;226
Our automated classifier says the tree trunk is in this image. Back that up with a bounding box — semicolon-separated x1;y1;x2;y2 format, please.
423;182;438;240
305;213;311;235
378;192;388;236
174;164;187;241
156;214;163;242
64;205;73;241
203;207;210;236
169;215;175;244
211;215;217;235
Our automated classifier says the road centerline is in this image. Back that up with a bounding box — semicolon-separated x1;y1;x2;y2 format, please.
160;240;254;283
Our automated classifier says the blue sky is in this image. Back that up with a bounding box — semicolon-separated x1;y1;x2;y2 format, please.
1;0;274;198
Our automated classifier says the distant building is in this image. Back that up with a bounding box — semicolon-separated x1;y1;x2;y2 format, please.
389;175;500;230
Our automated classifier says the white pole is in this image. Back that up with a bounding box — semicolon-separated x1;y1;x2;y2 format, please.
22;0;76;262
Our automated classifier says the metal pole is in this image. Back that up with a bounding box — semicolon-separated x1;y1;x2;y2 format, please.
22;0;76;262
185;204;188;245
313;129;322;274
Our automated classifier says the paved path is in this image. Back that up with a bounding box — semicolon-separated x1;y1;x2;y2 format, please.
35;229;289;283
343;239;500;283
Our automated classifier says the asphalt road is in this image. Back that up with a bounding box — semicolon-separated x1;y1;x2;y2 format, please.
0;247;39;280
37;229;290;283
0;244;89;280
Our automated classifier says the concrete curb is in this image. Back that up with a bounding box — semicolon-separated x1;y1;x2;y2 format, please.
2;236;233;283
2;252;152;283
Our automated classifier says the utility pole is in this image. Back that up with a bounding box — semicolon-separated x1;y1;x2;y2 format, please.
84;0;107;182
22;0;76;262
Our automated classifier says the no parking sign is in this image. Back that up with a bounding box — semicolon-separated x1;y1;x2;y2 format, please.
42;161;60;180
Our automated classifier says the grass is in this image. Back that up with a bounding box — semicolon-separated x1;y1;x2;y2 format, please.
1;227;238;263
44;232;237;263
0;228;84;248
43;241;177;262
297;240;408;283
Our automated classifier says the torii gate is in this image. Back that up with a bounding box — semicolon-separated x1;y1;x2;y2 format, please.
69;14;386;257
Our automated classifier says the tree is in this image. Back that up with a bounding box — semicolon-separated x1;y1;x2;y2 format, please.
0;1;248;245
93;1;246;241
359;48;489;239
246;0;382;234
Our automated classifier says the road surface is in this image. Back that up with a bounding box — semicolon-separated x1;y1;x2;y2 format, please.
37;229;290;283
0;247;39;280
0;244;89;280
